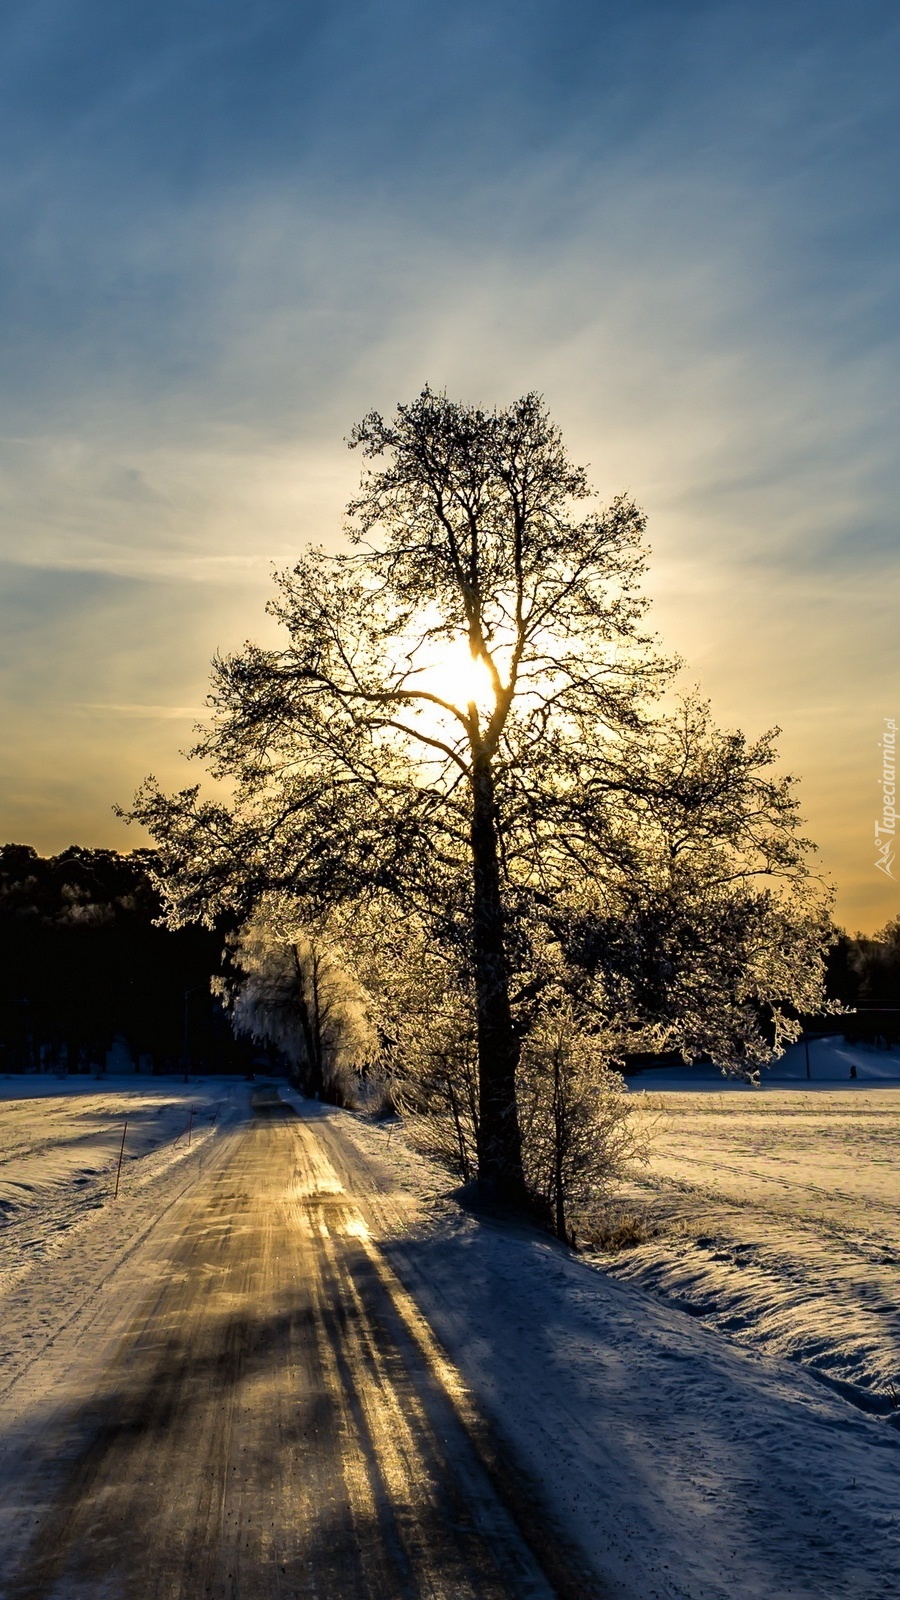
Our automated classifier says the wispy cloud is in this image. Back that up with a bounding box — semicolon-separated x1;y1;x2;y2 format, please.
1;0;898;922
76;703;205;719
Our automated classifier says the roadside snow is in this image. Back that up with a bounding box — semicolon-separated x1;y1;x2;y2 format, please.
0;1076;251;1402
326;1096;900;1600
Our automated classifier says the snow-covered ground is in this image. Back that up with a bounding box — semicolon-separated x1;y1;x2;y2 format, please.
1;1072;897;1599
605;1040;900;1421
627;1035;900;1091
0;1075;251;1403
0;1073;242;1290
325;1063;900;1600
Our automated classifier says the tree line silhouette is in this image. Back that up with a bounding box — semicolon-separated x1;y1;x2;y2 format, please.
0;843;256;1075
3;838;895;1079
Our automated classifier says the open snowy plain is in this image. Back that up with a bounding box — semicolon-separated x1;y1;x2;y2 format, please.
0;1064;897;1599
606;1039;900;1424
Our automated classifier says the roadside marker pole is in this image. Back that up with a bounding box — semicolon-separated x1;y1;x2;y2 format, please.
188;1106;194;1147
114;1119;128;1199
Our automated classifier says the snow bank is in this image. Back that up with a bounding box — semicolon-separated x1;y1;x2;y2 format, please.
329;1102;900;1600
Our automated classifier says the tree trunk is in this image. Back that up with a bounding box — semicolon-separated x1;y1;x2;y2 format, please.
469;754;527;1203
310;952;325;1092
292;945;324;1098
552;1044;567;1242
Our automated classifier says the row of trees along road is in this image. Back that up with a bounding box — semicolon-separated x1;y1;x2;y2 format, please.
128;390;833;1214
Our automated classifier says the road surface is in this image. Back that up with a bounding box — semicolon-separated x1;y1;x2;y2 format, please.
0;1099;566;1600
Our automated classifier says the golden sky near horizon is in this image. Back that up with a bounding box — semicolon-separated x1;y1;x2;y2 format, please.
1;2;898;934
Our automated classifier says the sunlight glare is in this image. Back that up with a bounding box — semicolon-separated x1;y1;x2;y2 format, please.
422;640;496;711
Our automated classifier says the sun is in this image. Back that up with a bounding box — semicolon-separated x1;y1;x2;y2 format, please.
416;638;496;714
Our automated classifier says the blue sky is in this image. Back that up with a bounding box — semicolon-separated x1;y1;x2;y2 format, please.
1;0;898;927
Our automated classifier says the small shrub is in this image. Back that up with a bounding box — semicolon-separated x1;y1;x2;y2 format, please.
365;1075;400;1119
518;1005;652;1240
579;1205;661;1253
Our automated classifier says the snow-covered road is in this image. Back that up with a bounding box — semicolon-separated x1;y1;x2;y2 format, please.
0;1087;569;1599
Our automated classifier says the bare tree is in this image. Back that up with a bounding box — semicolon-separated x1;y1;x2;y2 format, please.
127;389;830;1205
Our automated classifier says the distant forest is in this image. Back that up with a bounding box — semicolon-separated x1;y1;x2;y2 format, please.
1;842;898;1074
0;844;258;1075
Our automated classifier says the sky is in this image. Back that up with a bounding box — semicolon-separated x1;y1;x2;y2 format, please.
0;0;898;931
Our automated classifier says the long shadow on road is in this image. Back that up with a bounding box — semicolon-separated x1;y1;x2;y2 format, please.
1;1108;569;1600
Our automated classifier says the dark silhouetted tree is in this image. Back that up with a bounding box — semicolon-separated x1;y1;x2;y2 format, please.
128;390;831;1204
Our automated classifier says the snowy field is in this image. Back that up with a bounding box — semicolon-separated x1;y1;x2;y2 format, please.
0;1074;241;1292
628;1034;900;1090
609;1039;900;1421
